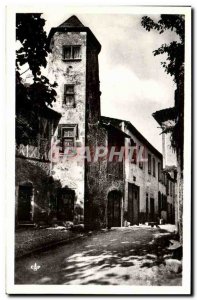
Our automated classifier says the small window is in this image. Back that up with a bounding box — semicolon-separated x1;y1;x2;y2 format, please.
161;172;164;184
164;173;167;185
158;162;161;181
63;45;81;60
62;127;74;137
133;148;137;164
148;154;151;174
153;157;155;177
63;46;72;60
139;145;144;169
73;46;81;59
62;138;74;148
64;84;75;107
58;124;77;155
131;142;137;164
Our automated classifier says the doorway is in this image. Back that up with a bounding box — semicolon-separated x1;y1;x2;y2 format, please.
18;184;33;223
158;192;161;218
128;183;140;225
57;188;75;221
107;190;121;227
149;198;155;222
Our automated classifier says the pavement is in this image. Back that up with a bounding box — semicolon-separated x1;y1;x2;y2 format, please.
15;226;85;258
15;226;182;286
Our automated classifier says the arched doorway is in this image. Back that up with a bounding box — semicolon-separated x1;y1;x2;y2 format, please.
107;190;121;227
18;182;33;223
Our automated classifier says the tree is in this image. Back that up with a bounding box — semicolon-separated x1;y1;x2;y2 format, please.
141;15;184;80
16;13;57;145
141;15;185;243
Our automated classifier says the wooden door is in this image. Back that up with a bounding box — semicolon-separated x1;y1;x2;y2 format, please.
57;188;75;221
18;185;33;223
158;192;161;218
108;191;121;227
150;198;155;222
128;183;139;225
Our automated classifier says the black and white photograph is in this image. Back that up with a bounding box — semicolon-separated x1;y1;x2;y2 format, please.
5;5;191;295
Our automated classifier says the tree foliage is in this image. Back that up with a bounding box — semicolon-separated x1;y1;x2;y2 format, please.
16;13;48;77
16;13;57;145
141;14;185;157
142;14;185;242
141;15;185;84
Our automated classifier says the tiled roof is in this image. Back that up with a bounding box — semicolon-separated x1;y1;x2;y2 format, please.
59;15;84;28
100;116;162;159
152;107;177;125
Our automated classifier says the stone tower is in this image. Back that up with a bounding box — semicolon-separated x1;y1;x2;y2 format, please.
48;16;102;225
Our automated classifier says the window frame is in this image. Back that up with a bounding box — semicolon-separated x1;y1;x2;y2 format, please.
148;154;151;174
139;145;144;169
58;124;78;155
64;84;75;107
153;157;156;177
62;45;82;61
158;162;161;182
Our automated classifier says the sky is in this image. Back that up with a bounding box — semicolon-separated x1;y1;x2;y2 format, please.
42;11;178;153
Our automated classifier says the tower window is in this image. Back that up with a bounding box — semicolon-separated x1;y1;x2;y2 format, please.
58;124;78;154
63;45;81;60
64;84;75;107
148;154;151;174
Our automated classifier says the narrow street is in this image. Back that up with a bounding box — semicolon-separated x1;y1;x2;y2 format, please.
15;227;182;286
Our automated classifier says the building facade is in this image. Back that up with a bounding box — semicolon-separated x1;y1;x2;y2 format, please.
101;117;169;225
16;15;176;228
15;106;61;226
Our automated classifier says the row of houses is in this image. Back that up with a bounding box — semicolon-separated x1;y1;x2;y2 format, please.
15;15;177;229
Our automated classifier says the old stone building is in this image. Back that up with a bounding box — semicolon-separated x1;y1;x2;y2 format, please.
16;15;176;228
101;116;169;225
15;106;61;225
47;15;130;228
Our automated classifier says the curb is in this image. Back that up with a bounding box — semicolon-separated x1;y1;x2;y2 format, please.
15;232;86;260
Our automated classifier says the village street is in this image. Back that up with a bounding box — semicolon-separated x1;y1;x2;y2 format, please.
15;226;182;286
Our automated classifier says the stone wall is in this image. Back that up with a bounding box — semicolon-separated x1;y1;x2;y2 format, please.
84;125;125;229
15;157;61;225
124;127;166;223
48;31;87;210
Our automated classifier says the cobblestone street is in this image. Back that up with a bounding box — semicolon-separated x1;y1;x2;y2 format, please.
15;226;182;286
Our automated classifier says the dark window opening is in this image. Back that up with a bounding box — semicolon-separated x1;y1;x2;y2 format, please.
139;145;144;169
153;157;155;177
158;162;161;181
63;45;81;60
64;84;75;107
57;188;75;221
131;142;137;164
161;194;167;210
148;154;151;174
18;184;33;223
